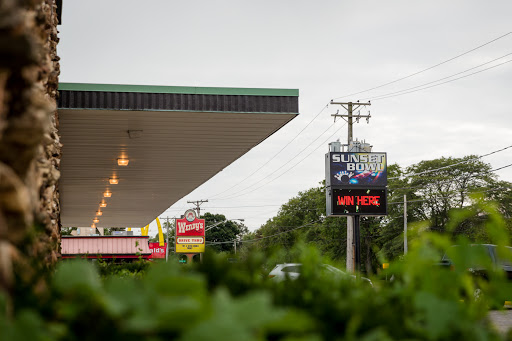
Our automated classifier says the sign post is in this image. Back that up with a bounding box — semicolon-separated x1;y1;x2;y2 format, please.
325;151;388;272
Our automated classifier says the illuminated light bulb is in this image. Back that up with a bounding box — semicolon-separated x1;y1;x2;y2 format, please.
91;223;96;228
104;191;112;198
117;158;129;166
109;178;119;185
96;210;103;216
93;218;99;223
100;202;107;208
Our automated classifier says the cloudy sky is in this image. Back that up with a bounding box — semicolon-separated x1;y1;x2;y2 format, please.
58;1;512;235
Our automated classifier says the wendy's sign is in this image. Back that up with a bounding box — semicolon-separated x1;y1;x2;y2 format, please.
175;210;205;253
176;219;205;236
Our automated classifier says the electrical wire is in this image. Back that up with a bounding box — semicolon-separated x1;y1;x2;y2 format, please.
216;121;348;200
205;183;511;245
331;31;512;100
215;120;344;200
369;58;512;101
389;144;512;180
362;52;512;101
206;219;321;244
208;103;331;199
170;161;511;218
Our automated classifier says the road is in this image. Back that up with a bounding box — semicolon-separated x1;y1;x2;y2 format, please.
489;310;512;335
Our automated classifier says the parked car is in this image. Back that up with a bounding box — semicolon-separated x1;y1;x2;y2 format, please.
439;244;512;281
268;263;373;287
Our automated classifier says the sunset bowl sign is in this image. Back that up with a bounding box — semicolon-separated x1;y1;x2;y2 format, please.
175;209;205;253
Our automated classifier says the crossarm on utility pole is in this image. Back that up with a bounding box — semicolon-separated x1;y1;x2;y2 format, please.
328;100;372;273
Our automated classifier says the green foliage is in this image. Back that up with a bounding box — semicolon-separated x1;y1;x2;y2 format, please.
249;156;512;272
60;227;77;236
3;203;512;340
203;212;248;253
96;261;150;280
150;220;175;244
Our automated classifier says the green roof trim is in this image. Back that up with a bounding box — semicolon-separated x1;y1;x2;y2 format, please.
58;83;299;97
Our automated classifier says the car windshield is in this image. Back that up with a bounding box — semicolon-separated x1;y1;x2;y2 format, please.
322;264;345;274
281;265;301;273
441;245;494;268
496;247;512;266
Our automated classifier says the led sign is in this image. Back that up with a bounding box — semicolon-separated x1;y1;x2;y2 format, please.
326;152;387;187
328;188;387;216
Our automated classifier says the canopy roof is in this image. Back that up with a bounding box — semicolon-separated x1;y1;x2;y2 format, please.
58;83;299;228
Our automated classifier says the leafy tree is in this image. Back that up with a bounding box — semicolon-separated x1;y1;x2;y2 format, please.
150;220;175;246
254;186;325;259
251;156;512;272
378;156;512;260
203;212;249;253
405;156;496;231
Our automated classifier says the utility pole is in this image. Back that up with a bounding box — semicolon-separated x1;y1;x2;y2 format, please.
187;199;208;217
404;195;408;255
329;100;371;273
159;216;174;262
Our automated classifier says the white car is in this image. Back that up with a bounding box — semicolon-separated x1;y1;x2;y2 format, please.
268;263;373;287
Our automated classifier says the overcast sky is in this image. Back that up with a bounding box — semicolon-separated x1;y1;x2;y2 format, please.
58;1;512;235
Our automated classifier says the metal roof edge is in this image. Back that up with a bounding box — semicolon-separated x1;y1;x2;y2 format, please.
58;82;299;97
58;108;300;115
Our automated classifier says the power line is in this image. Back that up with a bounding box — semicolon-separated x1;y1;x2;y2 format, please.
178;160;512;214
206;219;320;244
389;144;512;180
216;120;344;200
387;185;511;205
216;121;348;200
331;31;512;100
208;104;330;199
369;58;512;101
206;182;512;245
363;52;512;101
389;162;512;192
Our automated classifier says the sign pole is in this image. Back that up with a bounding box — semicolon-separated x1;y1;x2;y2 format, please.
354;215;361;274
165;217;171;262
329;100;371;273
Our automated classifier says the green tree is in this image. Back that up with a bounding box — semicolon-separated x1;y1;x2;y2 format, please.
378;156;512;260
248;156;512;273
254;186;325;259
150;220;175;246
204;212;248;253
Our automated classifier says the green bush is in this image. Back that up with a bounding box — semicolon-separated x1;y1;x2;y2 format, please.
96;260;151;279
2;202;511;340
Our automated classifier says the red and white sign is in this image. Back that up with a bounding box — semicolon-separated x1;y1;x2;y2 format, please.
176;216;206;253
177;237;204;244
149;242;167;259
176;218;205;237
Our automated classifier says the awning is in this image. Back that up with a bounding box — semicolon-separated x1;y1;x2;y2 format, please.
58;83;299;228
